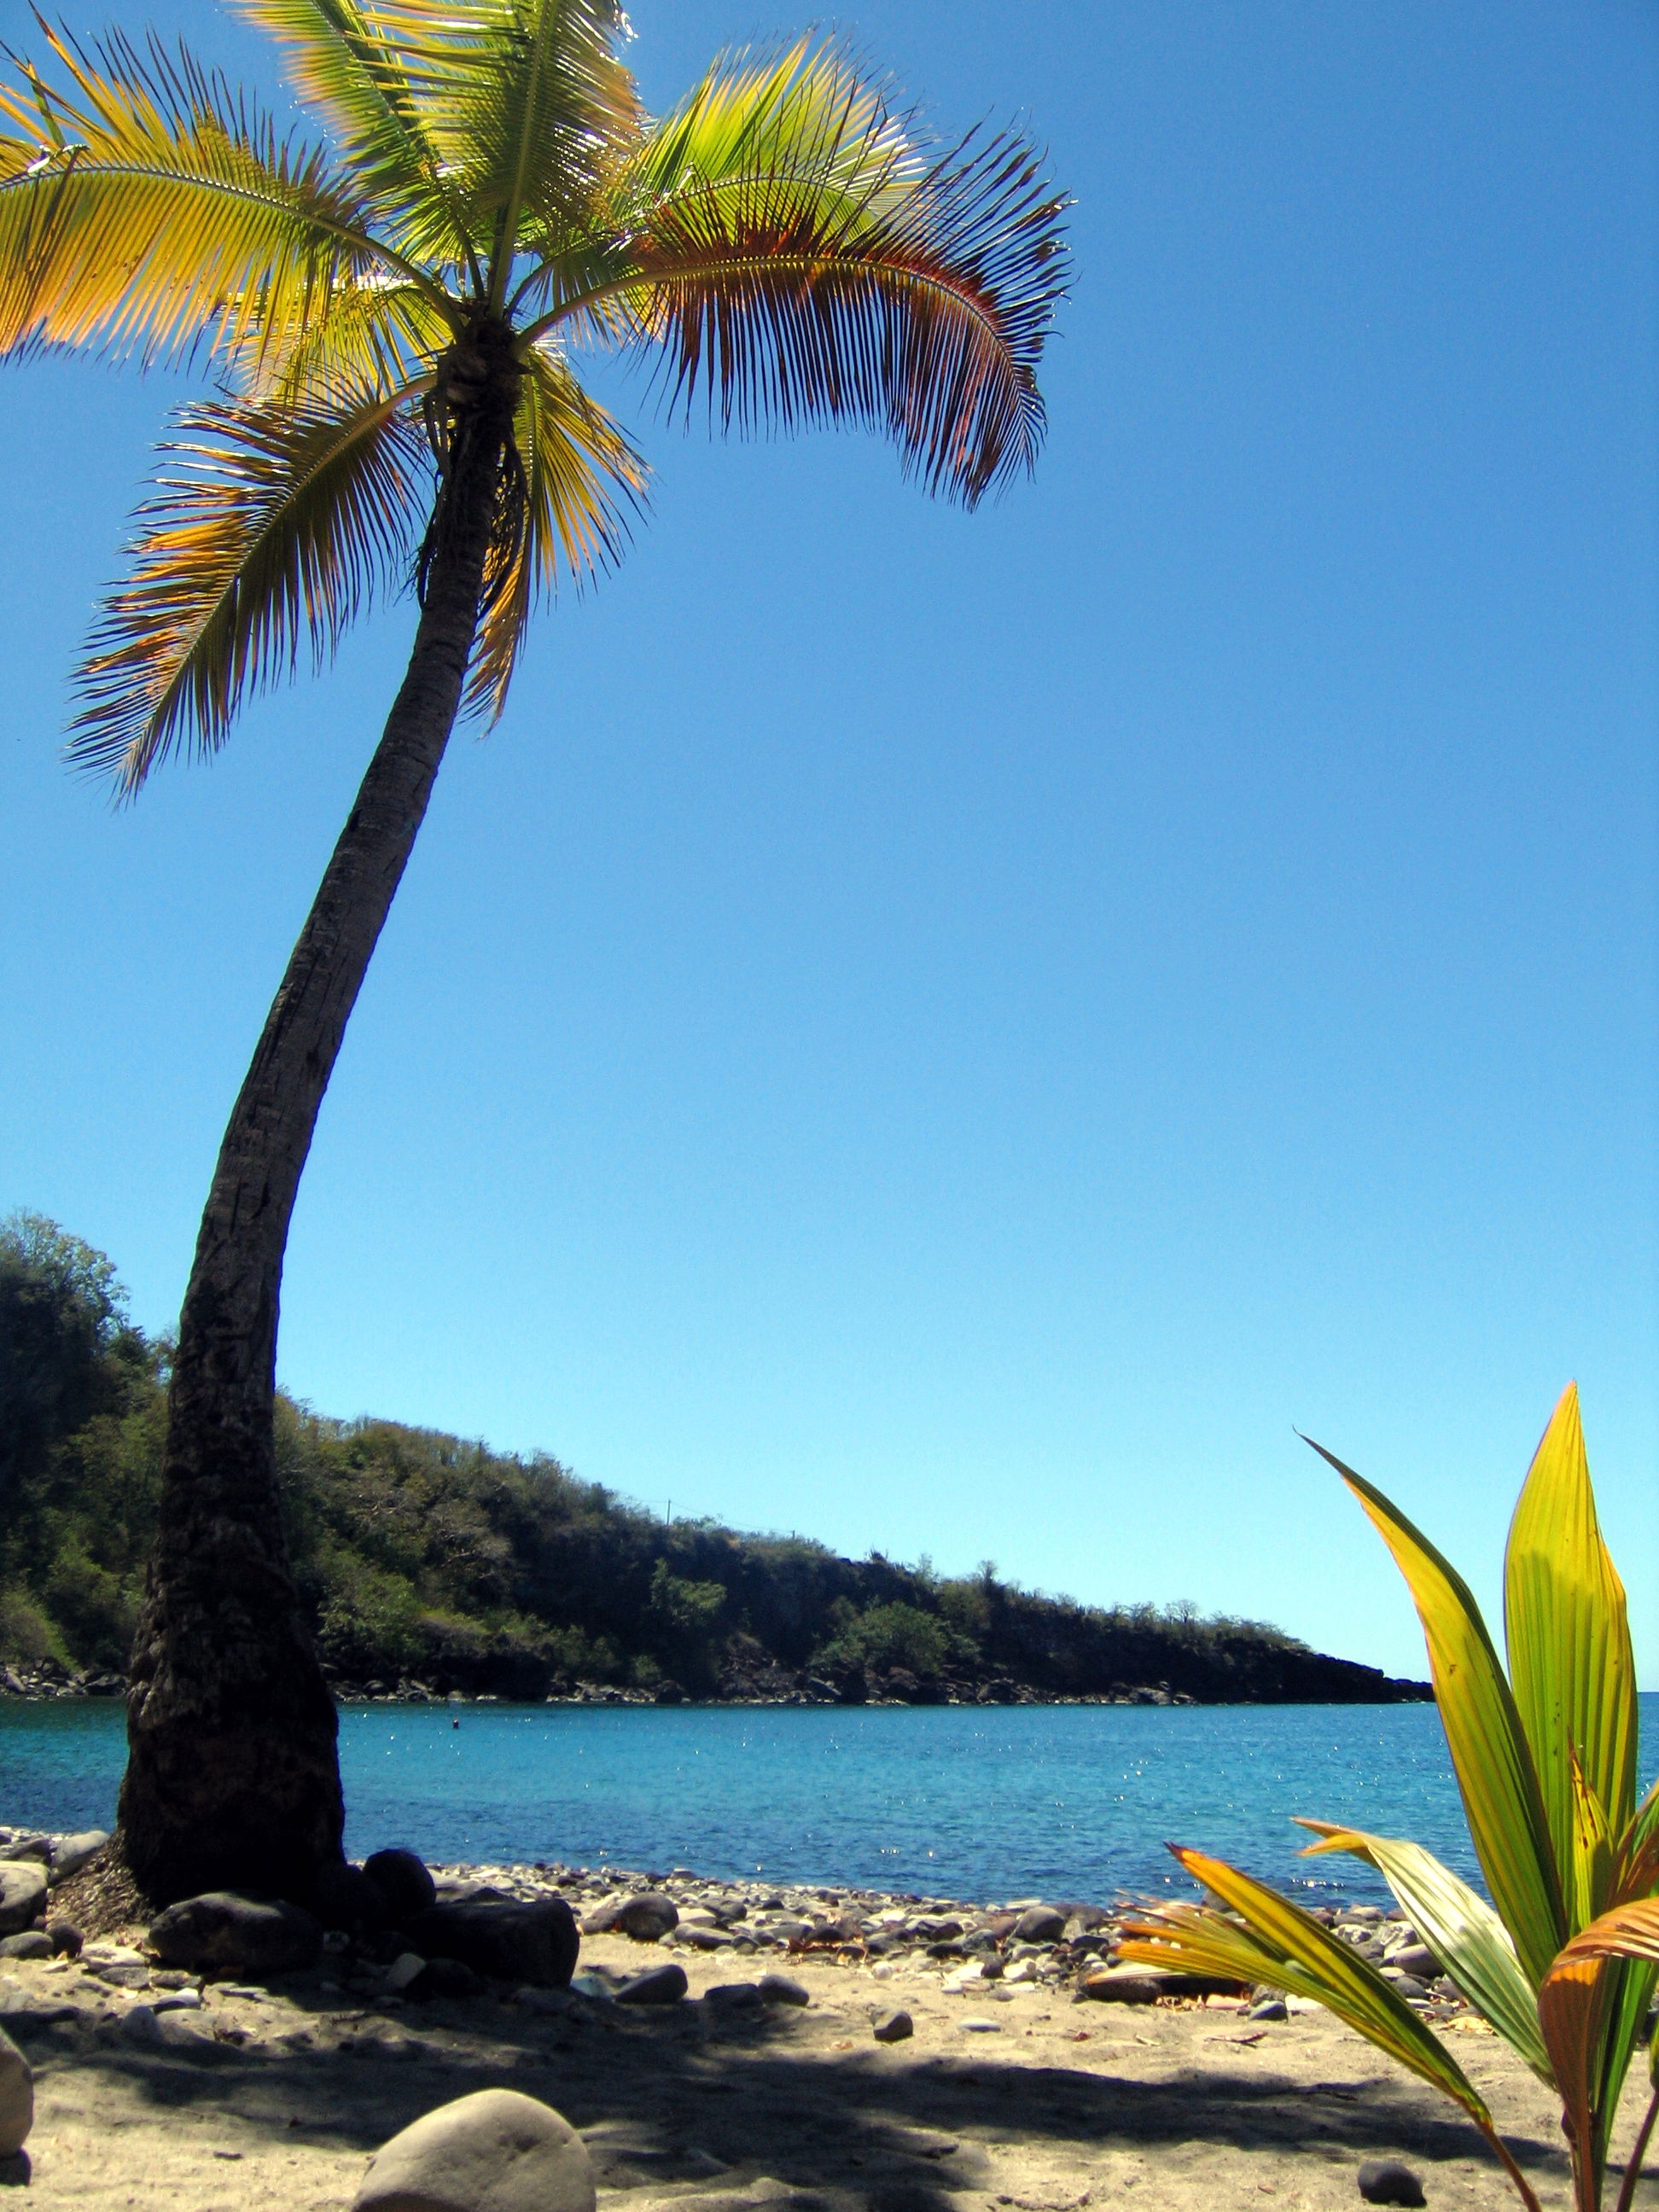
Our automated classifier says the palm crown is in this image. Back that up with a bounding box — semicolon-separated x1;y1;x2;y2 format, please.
0;0;1066;795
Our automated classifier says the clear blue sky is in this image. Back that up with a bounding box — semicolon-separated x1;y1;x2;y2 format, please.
3;0;1655;1685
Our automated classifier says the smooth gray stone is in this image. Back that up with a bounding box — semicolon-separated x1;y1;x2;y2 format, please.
0;1935;51;1963
613;1963;687;2006
756;1974;809;2007
0;2028;31;2157
354;2088;595;2212
606;1893;678;1942
148;1892;323;1977
1013;1906;1067;1944
870;2007;914;2043
0;1868;46;1940
49;1831;108;1883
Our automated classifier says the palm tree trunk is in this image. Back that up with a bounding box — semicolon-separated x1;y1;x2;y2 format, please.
119;338;518;1904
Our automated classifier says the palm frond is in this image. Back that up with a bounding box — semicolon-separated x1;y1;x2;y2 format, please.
1303;1432;1568;1986
544;38;1067;506
0;15;447;364
228;0;480;270
229;267;450;402
1503;1382;1639;1899
70;378;431;794
1296;1821;1552;2079
1539;1905;1659;2212
464;338;643;715
358;0;639;266
1119;1847;1542;2210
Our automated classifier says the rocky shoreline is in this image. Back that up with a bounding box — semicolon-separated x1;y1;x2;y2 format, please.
0;1820;1471;2022
1;1656;1425;1708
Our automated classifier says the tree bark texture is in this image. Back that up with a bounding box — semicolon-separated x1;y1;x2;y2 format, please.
120;331;520;1904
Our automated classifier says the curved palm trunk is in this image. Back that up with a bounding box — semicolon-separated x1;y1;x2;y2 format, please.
120;340;517;1904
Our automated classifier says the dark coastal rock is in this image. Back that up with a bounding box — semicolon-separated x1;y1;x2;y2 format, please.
148;1891;323;1977
313;1861;392;1936
0;1866;48;1938
614;1963;688;2005
1357;2161;1426;2207
583;1891;678;1941
364;1848;437;1924
1079;1966;1165;2004
1014;1906;1068;1943
758;1974;810;2006
45;1922;81;1958
1386;1943;1440;1978
870;2006;913;2043
404;1896;579;1988
652;1679;685;1705
0;2026;32;2157
355;2088;596;2212
0;1934;51;1962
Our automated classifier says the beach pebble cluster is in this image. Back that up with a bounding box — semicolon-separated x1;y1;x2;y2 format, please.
0;1822;1476;2047
426;1859;1473;2024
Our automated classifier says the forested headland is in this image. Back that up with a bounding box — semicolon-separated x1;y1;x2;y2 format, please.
0;1214;1429;1708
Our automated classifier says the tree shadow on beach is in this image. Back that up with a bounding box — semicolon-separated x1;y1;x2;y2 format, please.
8;1988;1601;2212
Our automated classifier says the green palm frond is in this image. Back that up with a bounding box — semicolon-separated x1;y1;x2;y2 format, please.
0;14;452;364
546;38;1067;505
464;338;643;716
1296;1821;1552;2079
231;268;450;402
228;0;479;270
71;379;431;794
1504;1384;1639;1903
1302;1432;1567;1985
364;0;639;269
1119;1847;1541;2212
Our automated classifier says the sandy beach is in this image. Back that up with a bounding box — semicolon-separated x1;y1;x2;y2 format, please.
3;1859;1654;2212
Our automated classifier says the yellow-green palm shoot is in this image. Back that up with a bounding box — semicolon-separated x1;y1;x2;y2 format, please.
0;0;1068;1902
1119;1386;1658;2212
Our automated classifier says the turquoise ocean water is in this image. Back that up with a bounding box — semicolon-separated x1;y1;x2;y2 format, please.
3;1697;1654;1906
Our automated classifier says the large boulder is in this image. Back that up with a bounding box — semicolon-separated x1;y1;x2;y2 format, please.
0;2026;32;2157
354;2088;594;2212
404;1897;578;1988
148;1892;323;1978
0;1866;47;1938
364;1849;437;1924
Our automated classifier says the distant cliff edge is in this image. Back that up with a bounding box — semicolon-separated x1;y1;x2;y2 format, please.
1;1214;1430;1709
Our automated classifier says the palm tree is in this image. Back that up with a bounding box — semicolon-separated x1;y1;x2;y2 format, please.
0;0;1065;1905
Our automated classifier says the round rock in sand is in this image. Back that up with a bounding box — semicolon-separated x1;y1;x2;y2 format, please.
354;2087;595;2212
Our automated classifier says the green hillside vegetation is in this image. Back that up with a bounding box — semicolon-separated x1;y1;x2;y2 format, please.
0;1214;1428;1707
